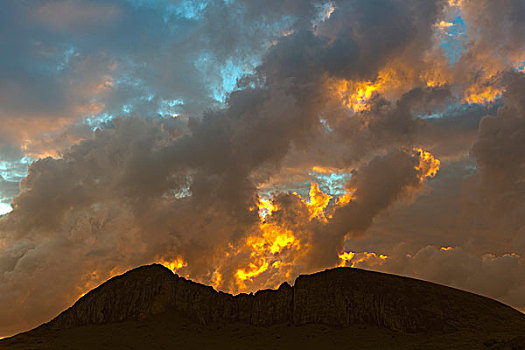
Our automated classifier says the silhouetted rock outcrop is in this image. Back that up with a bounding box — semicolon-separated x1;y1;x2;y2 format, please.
50;264;176;327
292;268;525;333
45;264;525;334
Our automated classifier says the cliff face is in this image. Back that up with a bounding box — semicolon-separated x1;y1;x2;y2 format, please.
51;265;177;327
51;265;294;329
291;268;524;332
49;264;525;334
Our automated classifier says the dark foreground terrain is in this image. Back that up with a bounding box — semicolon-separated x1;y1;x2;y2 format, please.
2;265;525;349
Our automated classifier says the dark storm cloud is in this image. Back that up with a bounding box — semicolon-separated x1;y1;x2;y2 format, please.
303;150;426;270
0;0;307;157
468;72;525;241
445;0;525;97
472;72;525;197
343;72;525;311
319;0;445;80
261;0;446;83
415;103;497;160
459;0;525;64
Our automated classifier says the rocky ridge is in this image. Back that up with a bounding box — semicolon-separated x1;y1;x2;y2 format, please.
46;264;525;334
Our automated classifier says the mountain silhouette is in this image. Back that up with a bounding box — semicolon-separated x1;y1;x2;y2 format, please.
2;264;525;349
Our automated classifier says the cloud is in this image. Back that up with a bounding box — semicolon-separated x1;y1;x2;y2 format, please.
33;0;121;31
339;73;525;312
376;245;525;311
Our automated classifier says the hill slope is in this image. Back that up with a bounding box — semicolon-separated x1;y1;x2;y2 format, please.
2;265;525;349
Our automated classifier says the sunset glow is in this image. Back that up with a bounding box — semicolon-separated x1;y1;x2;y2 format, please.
1;0;524;340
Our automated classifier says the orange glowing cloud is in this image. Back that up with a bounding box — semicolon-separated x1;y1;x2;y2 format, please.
329;66;447;112
338;251;388;268
161;258;187;274
228;181;362;290
235;259;270;285
306;182;332;221
463;85;501;104
159;154;440;293
331;76;385;112
414;148;440;181
438;21;454;28
155;151;439;294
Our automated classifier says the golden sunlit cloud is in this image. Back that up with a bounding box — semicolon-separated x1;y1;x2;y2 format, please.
257;197;278;221
438;21;454;28
338;251;388;268
332;77;385;112
234;181;355;289
338;251;355;266
155;146;439;294
306;182;332;221
329;66;441;112
234;149;438;290
414;148;440;181
161;258;187;274
463;85;501;104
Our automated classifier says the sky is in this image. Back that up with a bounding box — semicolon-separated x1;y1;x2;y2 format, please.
0;0;524;338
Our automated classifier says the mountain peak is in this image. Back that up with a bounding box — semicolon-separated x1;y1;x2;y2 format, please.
3;265;525;349
40;265;525;334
